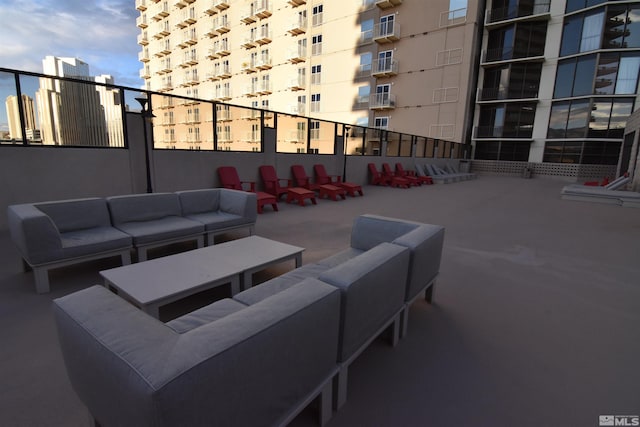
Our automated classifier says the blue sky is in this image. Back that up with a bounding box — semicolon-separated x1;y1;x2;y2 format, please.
0;0;142;88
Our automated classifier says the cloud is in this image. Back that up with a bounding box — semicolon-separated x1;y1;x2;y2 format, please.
0;0;142;88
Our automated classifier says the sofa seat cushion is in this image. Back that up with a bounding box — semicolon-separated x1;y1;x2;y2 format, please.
316;247;364;268
185;211;250;231
166;298;247;334
114;216;204;245
107;193;183;224
36;198;112;232
234;263;330;305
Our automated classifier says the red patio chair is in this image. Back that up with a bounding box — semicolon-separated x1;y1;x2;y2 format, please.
382;163;411;188
259;165;293;200
396;163;431;185
368;163;389;186
217;166;278;214
314;164;363;197
291;165;320;192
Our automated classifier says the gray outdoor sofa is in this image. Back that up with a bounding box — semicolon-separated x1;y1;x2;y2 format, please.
232;214;445;408
53;279;341;427
7;188;256;293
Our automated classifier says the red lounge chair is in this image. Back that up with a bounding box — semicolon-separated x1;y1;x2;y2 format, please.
291;165;320;192
217;166;278;214
396;163;432;185
382;163;411;188
259;165;293;200
368;163;389;186
584;177;610;186
314;164;363;197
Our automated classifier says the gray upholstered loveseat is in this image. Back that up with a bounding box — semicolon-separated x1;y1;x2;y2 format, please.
7;188;256;293
53;279;341;427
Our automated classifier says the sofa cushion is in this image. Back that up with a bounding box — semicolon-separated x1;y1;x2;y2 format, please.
36;198;112;232
185;211;249;231
316;247;364;268
107;193;182;225
177;189;220;215
234;263;331;305
166;298;247;334
351;214;418;251
114;216;203;245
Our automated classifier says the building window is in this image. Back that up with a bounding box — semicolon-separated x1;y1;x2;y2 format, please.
486;22;546;62
433;87;459;103
566;0;606;14
474;141;530;161
477;103;536;138
379;14;395;37
312;4;323;26
310;120;320;139
359;52;372;77
312;34;322;55
311;64;321;84
356;85;370;108
311;93;321;112
360;19;373;44
543;140;621;164
374;117;388;129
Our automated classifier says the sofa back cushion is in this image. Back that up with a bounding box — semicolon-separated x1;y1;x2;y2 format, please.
107;193;181;225
36;198;111;233
351;214;418;251
177;189;220;215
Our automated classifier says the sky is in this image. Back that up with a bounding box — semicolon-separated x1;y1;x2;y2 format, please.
0;0;143;88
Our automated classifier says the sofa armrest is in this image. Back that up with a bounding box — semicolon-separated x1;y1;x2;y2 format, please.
393;225;445;301
219;188;257;221
318;242;409;361
7;204;62;265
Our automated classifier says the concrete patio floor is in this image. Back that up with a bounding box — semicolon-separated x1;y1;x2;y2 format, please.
1;175;638;427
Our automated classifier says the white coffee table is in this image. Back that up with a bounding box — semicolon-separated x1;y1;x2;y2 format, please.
100;236;304;318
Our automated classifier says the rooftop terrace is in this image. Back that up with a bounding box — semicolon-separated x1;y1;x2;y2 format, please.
1;175;638;426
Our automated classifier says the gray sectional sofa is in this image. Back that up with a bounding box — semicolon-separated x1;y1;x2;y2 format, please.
53;280;341;427
52;214;445;424
7;188;256;293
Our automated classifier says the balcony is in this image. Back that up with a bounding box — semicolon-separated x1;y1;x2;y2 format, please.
485;2;551;27
473;125;533;139
255;30;272;45
216;65;232;79
373;23;400;43
213;17;230;33
242;59;257;73
375;0;402;9
205;27;219;38
288;0;306;6
255;57;272;70
153;28;170;39
240;11;257;24
258;81;272;95
217;133;232;143
290;103;306;115
136;15;148;28
476;87;539;102
481;47;545;64
289;76;306;91
244;85;259;97
178;36;198;48
152;7;170;21
242;38;257;49
286;46;307;63
138;51;150;62
287;17;308;35
216;110;232;121
371;59;399;77
138;33;149;45
214;43;230;57
178;12;197;27
369;93;396;110
242;110;261;120
174;0;195;8
213;0;230;10
286;130;306;143
140;68;151;79
255;3;272;19
213;88;232;101
136;0;147;10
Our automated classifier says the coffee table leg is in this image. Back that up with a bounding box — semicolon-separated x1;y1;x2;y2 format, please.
295;253;302;268
230;276;240;295
143;304;160;319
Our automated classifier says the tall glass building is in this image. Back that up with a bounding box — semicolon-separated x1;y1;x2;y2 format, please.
473;0;640;168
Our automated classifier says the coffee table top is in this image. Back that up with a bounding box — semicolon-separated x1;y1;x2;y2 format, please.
100;236;304;306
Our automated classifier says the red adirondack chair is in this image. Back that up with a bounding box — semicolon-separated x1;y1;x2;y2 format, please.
217;166;278;214
382;163;411;188
314;164;363;197
259;165;293;200
291;165;320;192
396;163;430;185
368;163;388;186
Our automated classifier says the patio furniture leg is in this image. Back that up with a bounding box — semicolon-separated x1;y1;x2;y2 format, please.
335;367;348;410
33;267;50;294
425;282;435;303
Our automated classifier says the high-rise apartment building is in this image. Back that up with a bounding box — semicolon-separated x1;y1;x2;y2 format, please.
135;0;480;150
5;94;38;141
36;56;124;146
473;0;640;167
